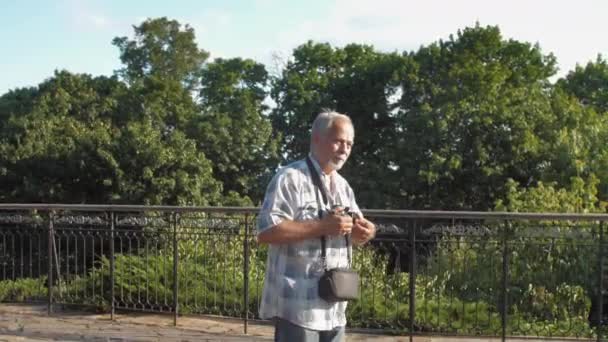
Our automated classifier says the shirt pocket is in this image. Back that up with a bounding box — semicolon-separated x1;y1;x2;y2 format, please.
296;199;319;221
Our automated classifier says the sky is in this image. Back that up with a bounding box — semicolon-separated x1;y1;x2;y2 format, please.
1;0;607;95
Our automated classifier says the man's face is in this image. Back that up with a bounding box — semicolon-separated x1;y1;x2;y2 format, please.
315;119;354;173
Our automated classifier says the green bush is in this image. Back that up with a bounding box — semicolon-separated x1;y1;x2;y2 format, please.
0;277;47;302
2;223;597;337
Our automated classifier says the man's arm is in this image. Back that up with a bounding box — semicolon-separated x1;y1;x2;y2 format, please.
257;214;354;245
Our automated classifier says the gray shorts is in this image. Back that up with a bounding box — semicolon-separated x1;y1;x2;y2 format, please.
274;317;345;342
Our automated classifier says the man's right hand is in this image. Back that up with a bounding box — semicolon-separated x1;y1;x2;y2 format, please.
321;212;353;236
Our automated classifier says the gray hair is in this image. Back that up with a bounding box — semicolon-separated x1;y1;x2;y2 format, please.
310;109;353;150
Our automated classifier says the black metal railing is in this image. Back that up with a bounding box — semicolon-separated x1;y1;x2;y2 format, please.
1;204;607;341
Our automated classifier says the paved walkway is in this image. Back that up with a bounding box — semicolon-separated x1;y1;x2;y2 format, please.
0;304;598;341
0;304;408;341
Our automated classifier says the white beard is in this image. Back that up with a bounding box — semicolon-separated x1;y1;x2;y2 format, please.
328;157;347;171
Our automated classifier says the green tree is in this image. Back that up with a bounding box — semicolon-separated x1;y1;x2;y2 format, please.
109;17;231;204
495;177;604;213
271;41;407;207
396;24;558;210
113;17;208;91
0;71;122;203
540;88;608;201
493;177;604;320
553;56;608;200
0;70;222;205
557;55;608;114
0;87;38;133
112;17;208;132
194;57;279;203
112;120;221;205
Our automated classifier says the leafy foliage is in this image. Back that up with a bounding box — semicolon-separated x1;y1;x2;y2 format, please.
271;41;407;207
557;55;608;114
195;58;280;203
395;24;558;210
113;17;209;91
0;277;47;302
4;231;593;337
1;18;606;209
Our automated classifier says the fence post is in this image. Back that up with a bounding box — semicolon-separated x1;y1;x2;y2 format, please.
243;213;250;334
47;211;54;315
501;220;510;342
110;211;115;320
173;212;179;326
597;220;605;342
409;220;416;342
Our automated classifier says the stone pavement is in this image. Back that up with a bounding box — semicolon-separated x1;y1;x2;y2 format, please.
0;304;409;341
0;304;597;341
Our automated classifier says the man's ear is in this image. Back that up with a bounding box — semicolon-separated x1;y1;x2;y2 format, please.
311;131;320;146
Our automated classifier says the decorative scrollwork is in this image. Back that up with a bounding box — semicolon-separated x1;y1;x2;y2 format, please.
375;223;404;233
54;215;107;226
423;223;492;236
116;216;168;227
0;214;44;225
514;226;592;239
179;217;241;230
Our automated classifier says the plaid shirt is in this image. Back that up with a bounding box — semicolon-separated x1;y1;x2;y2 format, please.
257;155;360;330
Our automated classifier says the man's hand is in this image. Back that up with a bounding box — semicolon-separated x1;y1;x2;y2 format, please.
321;212;353;236
352;215;376;245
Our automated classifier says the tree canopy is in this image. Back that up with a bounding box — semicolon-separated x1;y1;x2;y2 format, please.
0;18;606;211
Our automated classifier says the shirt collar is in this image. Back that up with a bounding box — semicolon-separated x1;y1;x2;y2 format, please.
308;153;334;177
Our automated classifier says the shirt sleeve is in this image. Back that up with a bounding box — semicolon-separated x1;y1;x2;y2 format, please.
257;169;299;234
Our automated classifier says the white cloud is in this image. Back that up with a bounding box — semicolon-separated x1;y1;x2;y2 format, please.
119;12;233;61
267;0;608;76
253;0;277;10
63;0;117;31
89;14;109;29
188;10;232;35
179;9;233;58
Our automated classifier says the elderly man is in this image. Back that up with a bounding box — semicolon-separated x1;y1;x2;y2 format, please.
257;110;376;342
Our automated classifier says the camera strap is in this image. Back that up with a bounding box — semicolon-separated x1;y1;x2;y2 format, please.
305;156;352;270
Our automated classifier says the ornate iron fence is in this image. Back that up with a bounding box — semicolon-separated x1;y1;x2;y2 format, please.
0;204;607;341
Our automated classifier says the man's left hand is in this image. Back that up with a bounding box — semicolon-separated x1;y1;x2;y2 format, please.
352;215;376;245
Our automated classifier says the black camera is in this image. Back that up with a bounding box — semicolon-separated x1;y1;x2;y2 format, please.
330;205;355;219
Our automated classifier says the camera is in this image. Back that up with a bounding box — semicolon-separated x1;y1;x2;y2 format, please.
330;205;355;219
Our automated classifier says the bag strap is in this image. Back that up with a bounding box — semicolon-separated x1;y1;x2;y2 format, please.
305;156;352;270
